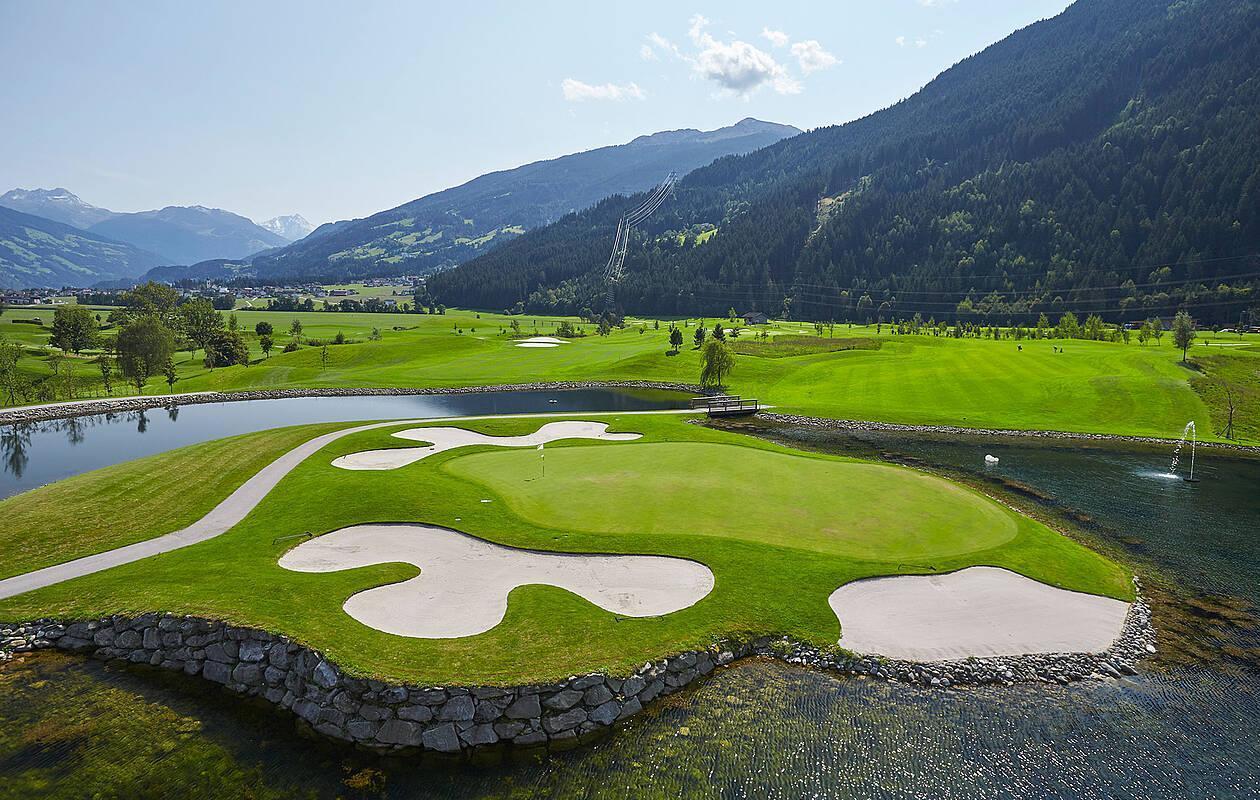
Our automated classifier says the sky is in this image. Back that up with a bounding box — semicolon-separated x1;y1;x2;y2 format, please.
0;0;1073;226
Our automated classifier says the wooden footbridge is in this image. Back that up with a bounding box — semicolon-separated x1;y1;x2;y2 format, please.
689;395;761;417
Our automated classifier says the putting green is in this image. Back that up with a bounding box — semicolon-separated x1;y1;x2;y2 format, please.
446;442;1017;560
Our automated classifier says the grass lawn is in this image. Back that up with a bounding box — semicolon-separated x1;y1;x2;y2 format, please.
0;422;352;580
0;413;1131;684
5;304;1258;442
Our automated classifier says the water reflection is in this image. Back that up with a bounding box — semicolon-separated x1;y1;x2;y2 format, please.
0;389;690;498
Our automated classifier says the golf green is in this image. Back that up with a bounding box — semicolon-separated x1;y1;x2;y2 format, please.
446;442;1017;560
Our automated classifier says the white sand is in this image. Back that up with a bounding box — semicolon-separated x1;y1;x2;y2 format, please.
515;336;570;348
828;566;1130;660
332;420;640;470
279;523;715;638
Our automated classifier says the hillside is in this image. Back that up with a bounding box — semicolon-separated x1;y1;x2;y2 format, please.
428;0;1260;326
239;118;799;281
0;206;161;288
88;205;290;266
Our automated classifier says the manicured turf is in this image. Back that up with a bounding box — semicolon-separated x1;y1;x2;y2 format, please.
4;304;1258;442
0;422;351;580
0;413;1131;684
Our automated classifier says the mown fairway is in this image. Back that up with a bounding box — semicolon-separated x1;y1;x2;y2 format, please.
4;303;1257;441
0;414;1131;684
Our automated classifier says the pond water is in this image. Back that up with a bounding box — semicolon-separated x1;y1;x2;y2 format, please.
2;415;1259;798
0;389;688;499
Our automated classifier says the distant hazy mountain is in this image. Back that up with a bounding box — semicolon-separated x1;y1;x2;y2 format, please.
0;187;115;229
260;214;315;242
0;206;161;289
87;206;290;266
240;117;800;281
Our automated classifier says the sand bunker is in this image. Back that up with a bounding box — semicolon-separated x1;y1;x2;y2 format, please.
332;420;640;470
829;566;1130;660
515;336;570;348
278;523;715;638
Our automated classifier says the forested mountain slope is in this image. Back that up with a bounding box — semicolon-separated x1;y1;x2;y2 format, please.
0;206;161;289
245;118;799;281
429;0;1260;325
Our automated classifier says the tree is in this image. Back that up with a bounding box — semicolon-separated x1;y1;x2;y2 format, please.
0;338;26;404
320;343;330;371
1137;321;1151;345
699;340;734;389
260;334;274;357
49;305;99;354
204;329;250;368
669;326;684;353
1172;311;1196;362
1035;313;1050;339
289;318;304;344
254;321;273;337
1150;318;1165;346
98;356;114;396
1056;312;1081;339
693;326;706;348
116;315;176;395
163;358;178;393
121;282;180;320
179;299;223;356
712;323;725;342
1083;314;1105;340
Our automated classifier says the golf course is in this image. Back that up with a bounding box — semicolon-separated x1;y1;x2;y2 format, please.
4;303;1258;442
0;412;1132;684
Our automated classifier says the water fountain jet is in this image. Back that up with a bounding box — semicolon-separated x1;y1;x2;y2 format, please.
1170;421;1199;483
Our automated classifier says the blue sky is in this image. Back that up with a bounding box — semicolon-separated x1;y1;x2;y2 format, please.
0;0;1072;225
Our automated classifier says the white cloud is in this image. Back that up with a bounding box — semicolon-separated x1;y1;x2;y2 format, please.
917;0;957;6
895;35;907;47
687;15;799;96
790;40;838;74
640;43;658;61
560;79;646;102
761;28;789;47
915;38;928;47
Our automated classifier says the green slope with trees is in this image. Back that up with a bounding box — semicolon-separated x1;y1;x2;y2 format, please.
428;0;1260;328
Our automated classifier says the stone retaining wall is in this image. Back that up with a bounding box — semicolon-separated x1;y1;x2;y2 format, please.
0;381;705;426
0;583;1154;755
757;412;1260;454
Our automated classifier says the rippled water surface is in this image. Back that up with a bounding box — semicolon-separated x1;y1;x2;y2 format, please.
2;417;1259;798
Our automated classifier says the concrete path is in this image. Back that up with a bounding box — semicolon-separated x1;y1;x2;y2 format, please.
828;566;1131;660
0;410;682;601
332;420;640;470
279;523;715;638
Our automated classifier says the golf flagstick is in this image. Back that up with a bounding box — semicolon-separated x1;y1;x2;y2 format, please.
538;442;544;478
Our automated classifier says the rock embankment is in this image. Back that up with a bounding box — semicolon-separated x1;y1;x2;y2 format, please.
0;381;704;426
0;584;1154;755
758;412;1260;454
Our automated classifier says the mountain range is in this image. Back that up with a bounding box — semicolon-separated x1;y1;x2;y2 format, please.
428;0;1260;325
0;205;161;289
195;117;800;284
0;189;308;286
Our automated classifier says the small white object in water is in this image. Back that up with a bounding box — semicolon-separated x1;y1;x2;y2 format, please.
984;454;999;464
548;399;558;404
